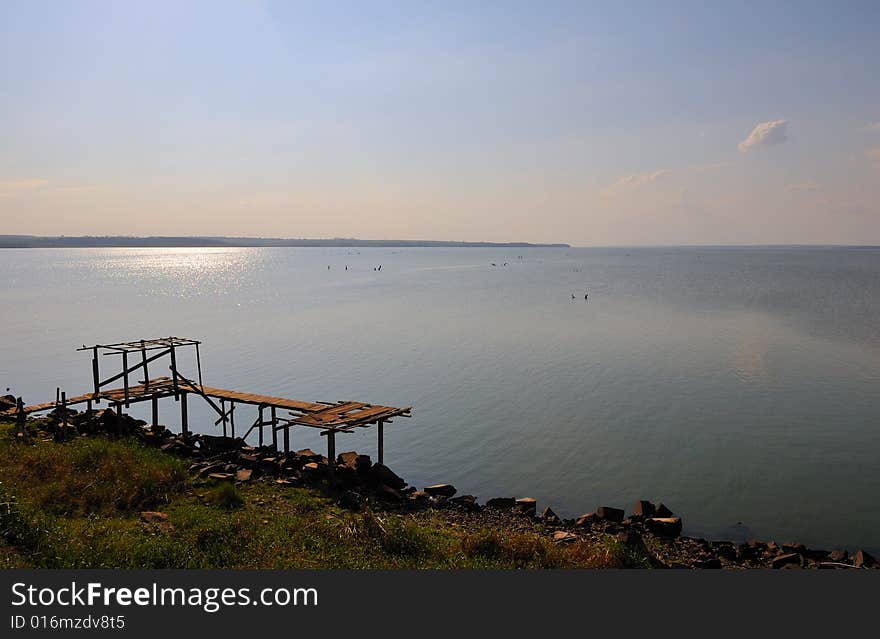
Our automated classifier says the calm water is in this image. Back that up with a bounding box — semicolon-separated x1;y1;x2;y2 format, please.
1;246;878;551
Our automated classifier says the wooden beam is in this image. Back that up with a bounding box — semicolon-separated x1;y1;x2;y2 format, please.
378;419;384;464
327;430;336;486
180;391;188;436
151;396;158;428
271;406;277;451
122;351;130;407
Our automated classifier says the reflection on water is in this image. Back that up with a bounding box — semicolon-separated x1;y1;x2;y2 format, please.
1;246;879;552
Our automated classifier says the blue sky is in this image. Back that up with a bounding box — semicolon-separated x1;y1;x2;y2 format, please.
1;1;879;244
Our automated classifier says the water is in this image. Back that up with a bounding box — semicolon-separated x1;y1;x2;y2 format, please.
1;246;878;552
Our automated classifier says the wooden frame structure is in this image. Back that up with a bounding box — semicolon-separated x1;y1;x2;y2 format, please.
6;337;412;481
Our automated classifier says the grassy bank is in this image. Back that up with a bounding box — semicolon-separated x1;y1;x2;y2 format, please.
0;423;647;569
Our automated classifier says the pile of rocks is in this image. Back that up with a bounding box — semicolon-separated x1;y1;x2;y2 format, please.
8;405;878;570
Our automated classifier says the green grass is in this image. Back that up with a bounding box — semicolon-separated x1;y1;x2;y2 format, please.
0;422;649;569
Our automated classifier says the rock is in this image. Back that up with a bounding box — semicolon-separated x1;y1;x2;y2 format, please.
354;455;371;473
853;549;876;568
693;558;722;569
655;503;673;518
139;511;168;524
828;549;848;562
515;497;537;516
338;490;365;510
633;500;656;518
553;531;577;544
424;483;457;497
207;472;234;482
450;495;480;512
302;462;321;475
712;542;737;561
617;530;641;545
771;553;802;569
199;435;245;454
575;513;597;527
541;507;560;524
235;468;253;482
368;464;406;490
0;394;16;411
378;483;403;502
486;497;517;509
596;506;625;522
409;490;430;503
644;517;683;537
296;448;321;461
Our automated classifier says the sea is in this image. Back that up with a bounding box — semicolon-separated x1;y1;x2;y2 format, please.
1;245;878;552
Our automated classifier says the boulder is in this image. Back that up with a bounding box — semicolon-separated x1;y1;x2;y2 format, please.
771;553;802;569
0;394;17;411
486;497;517;509
575;513;597;527
424;483;457;497
139;511;169;524
377;483;403;502
368;464;406;490
853;549;876;568
828;549;848;562
515;497;537;516
337;451;359;469
541;507;561;524
596;506;625;523
338;490;365;510
553;531;577;543
450;495;480;512
235;468;253;482
655;503;674;518
633;500;656;518
644;517;682;537
200;435;245;455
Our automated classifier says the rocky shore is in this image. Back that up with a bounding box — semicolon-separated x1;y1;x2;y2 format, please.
5;396;878;570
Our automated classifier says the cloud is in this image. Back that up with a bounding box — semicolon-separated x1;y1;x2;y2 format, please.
785;182;822;192
867;147;880;167
607;169;670;192
0;178;49;191
867;122;880;131
737;119;788;152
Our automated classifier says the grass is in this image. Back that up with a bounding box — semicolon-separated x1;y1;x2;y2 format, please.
0;422;650;569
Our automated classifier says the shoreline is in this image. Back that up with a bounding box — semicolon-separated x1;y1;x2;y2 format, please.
2;400;876;570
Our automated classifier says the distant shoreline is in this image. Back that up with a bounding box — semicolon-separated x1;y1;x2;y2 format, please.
0;235;570;249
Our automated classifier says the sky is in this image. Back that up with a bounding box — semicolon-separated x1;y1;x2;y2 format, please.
1;0;879;245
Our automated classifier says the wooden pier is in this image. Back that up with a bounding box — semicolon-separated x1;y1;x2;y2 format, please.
3;337;412;476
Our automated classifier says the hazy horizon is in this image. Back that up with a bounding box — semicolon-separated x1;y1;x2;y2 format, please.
2;1;879;245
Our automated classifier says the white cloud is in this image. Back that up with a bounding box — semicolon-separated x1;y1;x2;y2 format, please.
0;178;49;191
607;169;669;192
737;119;789;152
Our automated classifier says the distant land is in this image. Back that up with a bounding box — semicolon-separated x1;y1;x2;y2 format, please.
0;235;569;249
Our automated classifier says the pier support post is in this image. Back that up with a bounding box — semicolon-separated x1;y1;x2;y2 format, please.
122;351;130;407
283;425;290;454
377;419;384;465
327;430;336;486
230;401;235;438
151;396;159;428
271;406;277;451
15;398;26;439
221;399;227;437
116;402;123;418
86;399;92;415
180;391;188;436
258;406;264;447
